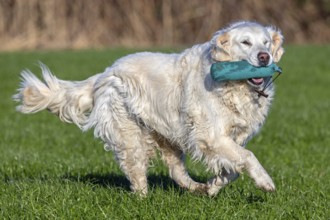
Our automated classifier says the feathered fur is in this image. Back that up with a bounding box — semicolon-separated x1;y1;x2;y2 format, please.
13;21;284;196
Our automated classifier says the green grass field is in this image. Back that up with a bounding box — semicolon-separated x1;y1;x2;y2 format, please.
0;45;329;219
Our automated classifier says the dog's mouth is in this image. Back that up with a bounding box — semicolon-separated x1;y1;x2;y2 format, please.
248;77;264;86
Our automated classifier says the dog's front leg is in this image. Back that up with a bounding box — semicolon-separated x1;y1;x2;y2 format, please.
199;136;275;196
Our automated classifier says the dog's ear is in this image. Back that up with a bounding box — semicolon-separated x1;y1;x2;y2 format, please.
211;32;231;61
267;26;284;62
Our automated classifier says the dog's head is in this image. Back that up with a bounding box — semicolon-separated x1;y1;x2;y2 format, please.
211;21;284;87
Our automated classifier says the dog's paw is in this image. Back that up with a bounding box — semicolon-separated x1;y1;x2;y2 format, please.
206;176;224;196
246;157;276;192
254;173;276;192
207;185;223;197
189;183;208;195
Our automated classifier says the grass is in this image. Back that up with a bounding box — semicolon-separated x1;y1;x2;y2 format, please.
0;45;329;219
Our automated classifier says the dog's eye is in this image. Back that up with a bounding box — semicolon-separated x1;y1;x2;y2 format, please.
264;41;269;45
241;40;252;46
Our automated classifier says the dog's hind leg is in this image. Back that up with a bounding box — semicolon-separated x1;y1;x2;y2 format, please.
113;137;150;196
87;79;154;196
155;136;207;193
162;148;207;193
109;122;155;196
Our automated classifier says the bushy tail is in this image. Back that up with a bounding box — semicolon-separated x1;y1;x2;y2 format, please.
13;63;100;129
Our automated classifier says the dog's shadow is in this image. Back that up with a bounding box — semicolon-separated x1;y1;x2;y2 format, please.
62;173;266;203
62;173;180;192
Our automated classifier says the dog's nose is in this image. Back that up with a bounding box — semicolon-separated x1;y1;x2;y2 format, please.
258;52;270;66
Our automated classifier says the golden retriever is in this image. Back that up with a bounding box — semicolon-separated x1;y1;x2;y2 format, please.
14;21;284;196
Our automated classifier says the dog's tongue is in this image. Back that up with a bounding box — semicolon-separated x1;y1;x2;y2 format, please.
251;78;264;85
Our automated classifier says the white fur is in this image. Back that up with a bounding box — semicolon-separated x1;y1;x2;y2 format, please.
13;21;284;196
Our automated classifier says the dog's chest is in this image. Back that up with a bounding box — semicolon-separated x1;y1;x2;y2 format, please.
221;85;270;146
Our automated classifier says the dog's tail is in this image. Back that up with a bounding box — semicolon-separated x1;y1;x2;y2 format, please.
13;63;100;129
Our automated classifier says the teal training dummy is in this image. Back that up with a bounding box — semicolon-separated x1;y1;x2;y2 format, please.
210;60;282;82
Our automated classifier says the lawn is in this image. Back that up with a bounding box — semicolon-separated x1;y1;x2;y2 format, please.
0;45;329;219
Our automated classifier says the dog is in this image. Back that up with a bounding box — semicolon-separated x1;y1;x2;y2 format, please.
13;21;284;196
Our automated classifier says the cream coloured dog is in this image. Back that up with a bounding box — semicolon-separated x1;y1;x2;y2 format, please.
14;21;284;196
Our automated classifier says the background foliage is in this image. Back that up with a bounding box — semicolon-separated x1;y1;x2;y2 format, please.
0;0;329;50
